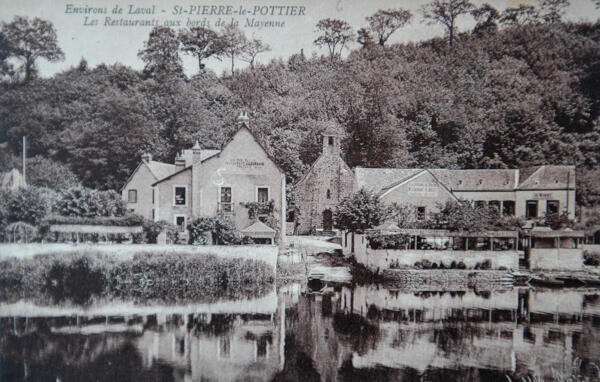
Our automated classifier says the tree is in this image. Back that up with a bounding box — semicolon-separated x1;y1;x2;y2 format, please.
334;189;392;233
538;0;570;23
0;31;13;79
314;18;354;59
1;16;64;83
471;3;500;35
366;9;412;46
421;0;475;47
221;23;248;76
26;156;80;190
356;28;374;47
240;37;270;70
138;26;183;77
178;27;224;72
500;5;541;25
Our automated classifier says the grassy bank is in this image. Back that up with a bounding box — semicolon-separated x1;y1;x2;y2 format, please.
0;250;275;305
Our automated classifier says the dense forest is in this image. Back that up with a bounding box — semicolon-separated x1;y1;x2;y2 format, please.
1;1;599;208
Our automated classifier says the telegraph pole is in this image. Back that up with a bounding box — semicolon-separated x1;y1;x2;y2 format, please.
22;136;26;186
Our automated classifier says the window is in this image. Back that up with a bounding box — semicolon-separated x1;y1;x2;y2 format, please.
152;188;154;204
174;186;187;206
152;209;155;220
328;136;334;146
502;201;515;216
128;189;137;203
526;200;538;218
326;189;331;199
175;215;186;232
257;187;269;203
474;200;486;209
547;200;560;215
489;200;501;214
416;206;426;221
220;187;232;213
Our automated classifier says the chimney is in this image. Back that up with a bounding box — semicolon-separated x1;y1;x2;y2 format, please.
237;111;249;127
192;140;202;216
175;151;185;168
141;153;152;163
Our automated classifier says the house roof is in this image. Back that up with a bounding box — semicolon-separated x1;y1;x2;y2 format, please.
146;161;177;180
354;167;422;194
1;169;25;189
357;166;572;195
182;149;221;165
240;221;277;236
430;169;517;191
322;120;345;136
378;169;459;201
517;165;575;190
151;166;191;186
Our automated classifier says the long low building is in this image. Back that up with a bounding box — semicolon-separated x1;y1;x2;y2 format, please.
295;129;575;234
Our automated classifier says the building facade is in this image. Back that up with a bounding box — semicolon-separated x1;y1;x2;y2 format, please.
294;129;354;234
122;115;286;243
295;133;576;234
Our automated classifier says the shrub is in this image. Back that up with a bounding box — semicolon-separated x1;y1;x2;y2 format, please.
45;258;105;304
450;261;457;269
421;259;432;269
54;186;126;217
584;251;600;266
188;216;238;245
141;219;178;243
480;259;492;269
457;261;466;269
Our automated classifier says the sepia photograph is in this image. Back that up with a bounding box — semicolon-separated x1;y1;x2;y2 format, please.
1;0;600;380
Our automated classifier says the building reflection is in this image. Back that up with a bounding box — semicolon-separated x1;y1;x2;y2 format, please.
293;284;600;381
0;287;290;382
1;284;600;381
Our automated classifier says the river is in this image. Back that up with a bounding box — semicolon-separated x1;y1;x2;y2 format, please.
1;282;599;381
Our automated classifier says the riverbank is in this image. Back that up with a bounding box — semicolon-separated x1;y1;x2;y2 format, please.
0;249;275;305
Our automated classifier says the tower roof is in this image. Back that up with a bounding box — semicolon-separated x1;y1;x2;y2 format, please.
322;120;344;136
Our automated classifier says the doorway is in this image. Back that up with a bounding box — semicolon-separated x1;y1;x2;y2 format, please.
323;209;333;231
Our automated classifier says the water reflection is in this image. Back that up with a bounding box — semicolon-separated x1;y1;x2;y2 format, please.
1;283;600;381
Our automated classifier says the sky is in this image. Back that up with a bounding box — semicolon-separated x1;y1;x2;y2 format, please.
1;0;599;77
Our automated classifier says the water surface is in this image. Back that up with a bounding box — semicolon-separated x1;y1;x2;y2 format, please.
1;283;600;381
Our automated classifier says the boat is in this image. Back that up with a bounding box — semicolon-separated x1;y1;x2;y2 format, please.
529;277;565;288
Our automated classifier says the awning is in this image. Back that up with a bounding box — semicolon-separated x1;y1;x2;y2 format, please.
526;228;585;238
240;221;276;239
366;228;518;238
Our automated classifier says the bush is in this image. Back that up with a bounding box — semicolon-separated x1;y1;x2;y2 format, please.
54;186;126;217
188;215;238;245
421;259;432;269
457;261;466;269
480;259;492;269
139;219;179;244
584;251;600;266
45;258;105;304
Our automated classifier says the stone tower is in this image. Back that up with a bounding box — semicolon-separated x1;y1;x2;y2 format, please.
294;122;355;234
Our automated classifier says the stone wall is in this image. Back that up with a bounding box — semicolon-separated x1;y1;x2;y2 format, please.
528;248;584;271
358;248;519;272
382;269;513;289
294;136;354;234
